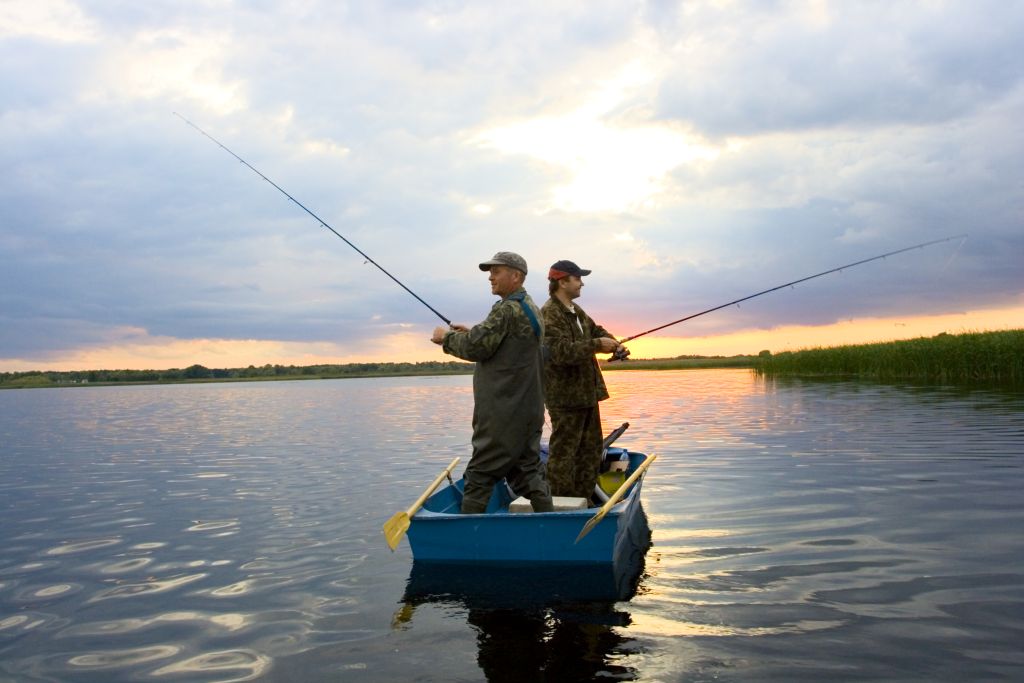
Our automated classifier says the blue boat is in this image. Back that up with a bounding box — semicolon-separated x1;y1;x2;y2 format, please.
402;447;655;565
401;507;652;606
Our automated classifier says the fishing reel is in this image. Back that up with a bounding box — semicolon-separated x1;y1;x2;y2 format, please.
610;345;631;362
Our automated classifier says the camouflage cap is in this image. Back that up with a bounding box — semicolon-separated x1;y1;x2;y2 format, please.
478;251;528;274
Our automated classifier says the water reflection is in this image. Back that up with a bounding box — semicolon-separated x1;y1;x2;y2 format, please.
394;507;652;681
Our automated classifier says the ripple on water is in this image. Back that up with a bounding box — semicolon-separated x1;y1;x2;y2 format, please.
13;583;83;603
0;560;60;576
87;573;208;602
209;579;257;597
132;542;168;550
326;554;369;575
802;538;860;547
187;519;239;533
0;611;66;634
309;595;362;616
150;649;271;681
45;538;122;556
86;516;147;528
0;614;35;631
99;557;154;574
57;611;253;638
67;645;180;669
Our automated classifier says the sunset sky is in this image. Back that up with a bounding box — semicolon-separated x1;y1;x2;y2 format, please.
3;1;1022;372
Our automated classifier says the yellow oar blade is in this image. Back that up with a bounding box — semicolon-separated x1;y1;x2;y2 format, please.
383;511;411;551
382;457;460;551
575;454;657;544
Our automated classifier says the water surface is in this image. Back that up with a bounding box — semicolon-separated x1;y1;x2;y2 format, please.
1;370;1022;681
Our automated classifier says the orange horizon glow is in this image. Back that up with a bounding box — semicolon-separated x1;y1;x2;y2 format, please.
1;303;1021;373
620;302;1024;359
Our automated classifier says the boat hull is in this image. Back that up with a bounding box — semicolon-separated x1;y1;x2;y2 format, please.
407;450;651;565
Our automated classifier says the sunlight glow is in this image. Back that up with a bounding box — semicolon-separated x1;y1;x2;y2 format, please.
471;62;719;213
0;331;441;373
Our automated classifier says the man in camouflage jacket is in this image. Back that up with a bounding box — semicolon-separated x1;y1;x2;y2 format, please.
541;260;629;500
432;252;554;514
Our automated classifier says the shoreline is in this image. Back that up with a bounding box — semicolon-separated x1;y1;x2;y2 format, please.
4;329;1021;389
0;356;757;390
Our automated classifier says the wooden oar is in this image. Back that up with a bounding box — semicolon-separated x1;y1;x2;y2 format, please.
592;422;632;503
383;457;460;551
575;454;657;544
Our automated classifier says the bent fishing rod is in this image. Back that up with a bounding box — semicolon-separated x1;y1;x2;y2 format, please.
617;233;968;346
174;113;451;326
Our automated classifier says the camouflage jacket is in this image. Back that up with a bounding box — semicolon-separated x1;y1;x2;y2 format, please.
540;298;611;410
442;287;545;464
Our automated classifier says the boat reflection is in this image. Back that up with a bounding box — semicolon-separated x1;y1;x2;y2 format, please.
394;506;652;682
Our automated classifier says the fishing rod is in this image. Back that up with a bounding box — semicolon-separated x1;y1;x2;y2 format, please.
174;112;451;326
616;233;968;347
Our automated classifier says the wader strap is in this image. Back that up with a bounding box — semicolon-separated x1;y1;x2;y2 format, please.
508;292;542;339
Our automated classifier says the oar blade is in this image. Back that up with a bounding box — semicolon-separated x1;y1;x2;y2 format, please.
574;512;604;544
382;456;461;551
383;511;411;551
575;453;657;544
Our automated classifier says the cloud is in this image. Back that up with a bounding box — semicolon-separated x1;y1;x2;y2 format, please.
88;29;247;115
654;1;1024;136
0;0;98;43
1;0;1021;370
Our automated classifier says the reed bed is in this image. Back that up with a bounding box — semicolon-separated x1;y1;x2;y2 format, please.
756;329;1024;384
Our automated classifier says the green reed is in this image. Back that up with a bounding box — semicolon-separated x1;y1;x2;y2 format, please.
756;329;1024;384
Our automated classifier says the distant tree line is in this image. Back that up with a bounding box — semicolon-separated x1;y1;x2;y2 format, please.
0;361;475;388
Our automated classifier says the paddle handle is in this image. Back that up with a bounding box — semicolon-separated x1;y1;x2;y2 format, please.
601;422;630;452
575;453;657;543
601;452;656;510
405;456;461;518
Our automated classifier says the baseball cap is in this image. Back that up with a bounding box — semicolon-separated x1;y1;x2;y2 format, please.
548;259;592;279
478;251;528;274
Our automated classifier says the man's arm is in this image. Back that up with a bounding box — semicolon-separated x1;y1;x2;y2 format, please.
441;303;510;362
581;310;626;357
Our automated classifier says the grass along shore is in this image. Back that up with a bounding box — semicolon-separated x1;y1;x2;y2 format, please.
755;329;1024;384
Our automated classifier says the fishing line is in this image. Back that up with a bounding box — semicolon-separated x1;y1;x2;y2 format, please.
618;234;969;344
940;234;969;272
174;112;451;326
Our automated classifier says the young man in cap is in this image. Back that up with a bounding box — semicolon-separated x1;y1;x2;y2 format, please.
431;252;554;514
542;260;629;501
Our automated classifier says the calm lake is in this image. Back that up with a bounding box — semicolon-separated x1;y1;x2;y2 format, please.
1;369;1022;682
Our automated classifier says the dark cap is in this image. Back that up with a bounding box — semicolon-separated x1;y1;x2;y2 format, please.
548;259;592;280
479;251;528;274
